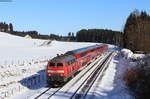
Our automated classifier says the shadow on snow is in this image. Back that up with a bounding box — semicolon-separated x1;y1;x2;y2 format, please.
19;69;50;90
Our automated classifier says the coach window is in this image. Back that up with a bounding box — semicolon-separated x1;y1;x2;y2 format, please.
72;59;75;64
70;60;73;64
49;63;55;67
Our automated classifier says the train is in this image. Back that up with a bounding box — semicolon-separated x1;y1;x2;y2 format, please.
46;44;108;87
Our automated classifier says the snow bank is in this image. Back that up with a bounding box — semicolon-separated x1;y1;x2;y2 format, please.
121;48;146;61
120;48;147;69
86;52;133;99
131;54;145;60
121;49;133;59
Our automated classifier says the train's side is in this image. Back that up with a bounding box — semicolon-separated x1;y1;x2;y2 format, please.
46;44;108;86
66;44;108;67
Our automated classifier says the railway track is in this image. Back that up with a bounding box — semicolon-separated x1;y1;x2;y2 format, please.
33;87;61;99
34;87;52;99
32;54;103;99
70;52;114;99
32;52;114;99
49;51;114;99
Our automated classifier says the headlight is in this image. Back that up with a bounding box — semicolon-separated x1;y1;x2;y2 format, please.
48;70;55;73
47;70;64;73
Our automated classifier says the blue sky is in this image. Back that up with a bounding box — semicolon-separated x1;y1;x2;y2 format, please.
0;0;150;35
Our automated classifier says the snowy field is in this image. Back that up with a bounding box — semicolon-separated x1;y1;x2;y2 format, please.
0;32;100;98
0;32;135;99
0;32;98;66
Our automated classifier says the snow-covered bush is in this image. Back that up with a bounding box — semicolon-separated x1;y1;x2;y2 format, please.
130;54;145;62
123;55;150;99
121;49;133;59
123;67;142;88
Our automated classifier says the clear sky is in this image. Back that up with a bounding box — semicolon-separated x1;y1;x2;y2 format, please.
0;0;150;35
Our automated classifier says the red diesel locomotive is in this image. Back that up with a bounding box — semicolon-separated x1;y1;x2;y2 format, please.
46;44;108;86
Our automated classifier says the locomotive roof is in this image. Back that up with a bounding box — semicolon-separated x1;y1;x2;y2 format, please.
65;44;106;55
50;55;75;62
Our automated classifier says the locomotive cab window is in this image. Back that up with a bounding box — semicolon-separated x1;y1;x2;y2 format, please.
57;63;63;67
49;63;55;67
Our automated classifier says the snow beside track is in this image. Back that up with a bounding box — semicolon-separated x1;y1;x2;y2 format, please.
15;51;134;99
86;52;133;99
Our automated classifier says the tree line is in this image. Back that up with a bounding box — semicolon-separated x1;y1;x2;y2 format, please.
76;29;123;46
0;22;75;40
123;10;150;53
76;10;150;53
0;22;13;32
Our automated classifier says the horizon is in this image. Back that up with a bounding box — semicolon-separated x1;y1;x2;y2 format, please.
0;0;150;36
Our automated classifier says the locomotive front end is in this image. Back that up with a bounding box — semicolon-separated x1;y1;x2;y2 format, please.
46;61;67;86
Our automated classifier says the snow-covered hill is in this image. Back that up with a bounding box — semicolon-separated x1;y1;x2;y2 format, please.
0;32;97;66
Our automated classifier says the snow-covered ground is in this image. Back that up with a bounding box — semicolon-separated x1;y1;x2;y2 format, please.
0;32;99;99
0;32;98;66
89;52;133;99
0;32;135;99
12;52;134;99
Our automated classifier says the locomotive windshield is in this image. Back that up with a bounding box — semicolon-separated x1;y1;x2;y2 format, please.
49;63;55;67
57;63;63;67
48;62;63;67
